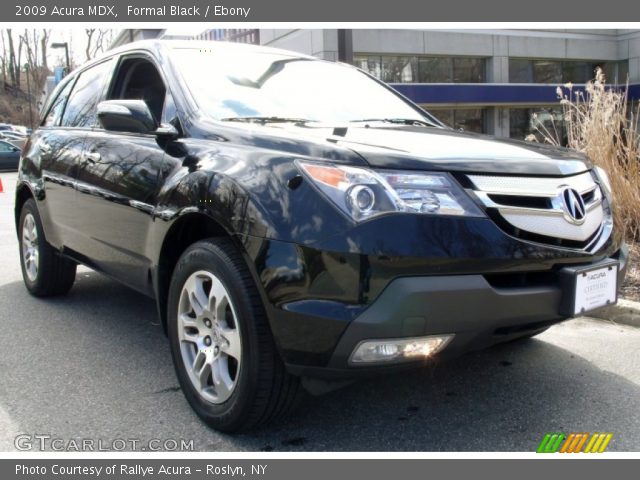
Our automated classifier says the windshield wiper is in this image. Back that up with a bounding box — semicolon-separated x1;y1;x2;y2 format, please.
220;116;316;125
349;118;438;127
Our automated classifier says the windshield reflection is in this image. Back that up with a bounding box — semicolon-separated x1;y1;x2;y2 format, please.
170;47;439;126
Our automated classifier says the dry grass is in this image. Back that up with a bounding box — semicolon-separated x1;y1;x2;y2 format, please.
526;69;640;243
621;243;640;302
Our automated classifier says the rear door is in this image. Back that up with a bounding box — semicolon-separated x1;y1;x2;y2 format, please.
32;60;113;250
74;53;174;293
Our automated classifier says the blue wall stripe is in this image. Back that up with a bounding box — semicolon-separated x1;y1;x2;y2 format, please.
390;83;640;105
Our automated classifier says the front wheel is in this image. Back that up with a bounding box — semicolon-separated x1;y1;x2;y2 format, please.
167;238;300;432
18;198;76;297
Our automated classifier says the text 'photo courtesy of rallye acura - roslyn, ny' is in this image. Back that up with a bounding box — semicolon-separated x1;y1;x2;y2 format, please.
15;40;628;432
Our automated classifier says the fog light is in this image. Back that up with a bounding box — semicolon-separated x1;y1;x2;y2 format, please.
350;335;454;364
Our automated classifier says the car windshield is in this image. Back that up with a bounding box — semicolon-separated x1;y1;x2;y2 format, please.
170;47;439;126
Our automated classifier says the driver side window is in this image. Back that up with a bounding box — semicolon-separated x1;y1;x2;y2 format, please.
108;56;169;124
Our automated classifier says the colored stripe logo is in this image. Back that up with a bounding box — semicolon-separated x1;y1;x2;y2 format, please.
537;433;613;453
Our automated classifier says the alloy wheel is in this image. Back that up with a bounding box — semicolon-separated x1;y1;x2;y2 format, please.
22;213;39;282
177;270;242;404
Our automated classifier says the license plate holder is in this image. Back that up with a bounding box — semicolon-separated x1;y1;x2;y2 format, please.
559;260;619;316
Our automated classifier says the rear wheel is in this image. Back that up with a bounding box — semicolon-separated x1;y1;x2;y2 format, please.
167;238;300;432
18;199;76;297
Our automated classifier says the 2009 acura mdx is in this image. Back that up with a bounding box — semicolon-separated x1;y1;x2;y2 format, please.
15;40;628;432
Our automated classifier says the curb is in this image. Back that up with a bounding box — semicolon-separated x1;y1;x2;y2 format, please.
590;298;640;328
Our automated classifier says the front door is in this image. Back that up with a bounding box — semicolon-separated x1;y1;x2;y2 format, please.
75;130;169;293
74;55;174;294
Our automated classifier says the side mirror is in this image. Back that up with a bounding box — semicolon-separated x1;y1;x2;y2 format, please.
97;100;159;134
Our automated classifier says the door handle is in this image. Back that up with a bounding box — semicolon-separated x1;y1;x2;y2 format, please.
85;151;101;163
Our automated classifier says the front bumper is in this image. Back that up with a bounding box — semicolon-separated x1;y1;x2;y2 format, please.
284;245;628;379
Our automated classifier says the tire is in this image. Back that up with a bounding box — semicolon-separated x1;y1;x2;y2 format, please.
18;198;76;297
167;238;300;432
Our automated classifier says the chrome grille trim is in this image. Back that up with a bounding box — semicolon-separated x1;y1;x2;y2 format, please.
468;171;597;196
499;206;604;242
468;171;607;245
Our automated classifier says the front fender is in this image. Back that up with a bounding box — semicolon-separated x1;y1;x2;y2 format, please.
154;138;354;245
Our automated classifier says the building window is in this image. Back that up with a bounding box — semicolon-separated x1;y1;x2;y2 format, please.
533;60;563;83
509;58;533;83
354;55;485;83
453;58;485;83
225;29;260;44
509;106;567;145
418;57;451;82
195;29;260;45
428;108;487;133
509;59;629;84
562;61;591;84
354;56;381;78
380;56;418;83
615;61;629;83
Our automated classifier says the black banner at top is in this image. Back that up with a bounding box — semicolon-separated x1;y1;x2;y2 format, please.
3;0;640;22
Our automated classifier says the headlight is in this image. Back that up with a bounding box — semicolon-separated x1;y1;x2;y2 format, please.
297;161;484;221
594;166;612;199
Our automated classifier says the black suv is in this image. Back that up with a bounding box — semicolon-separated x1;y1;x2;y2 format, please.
16;40;627;432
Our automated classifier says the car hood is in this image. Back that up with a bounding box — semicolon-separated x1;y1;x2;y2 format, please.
326;126;590;176
200;121;591;177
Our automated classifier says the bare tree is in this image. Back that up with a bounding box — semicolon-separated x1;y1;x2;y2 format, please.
16;31;23;88
85;29;114;61
1;31;7;87
40;29;49;70
20;29;49;89
85;28;96;61
0;29;52;126
6;29;17;86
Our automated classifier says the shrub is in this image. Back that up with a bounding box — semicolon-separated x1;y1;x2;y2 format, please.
526;68;640;242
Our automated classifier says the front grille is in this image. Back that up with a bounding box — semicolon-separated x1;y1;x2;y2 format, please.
467;171;609;250
486;209;604;250
487;194;551;210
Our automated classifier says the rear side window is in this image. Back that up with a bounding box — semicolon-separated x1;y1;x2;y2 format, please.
60;60;113;128
43;79;74;127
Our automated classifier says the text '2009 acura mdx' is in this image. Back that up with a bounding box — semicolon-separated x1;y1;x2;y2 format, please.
16;40;628;432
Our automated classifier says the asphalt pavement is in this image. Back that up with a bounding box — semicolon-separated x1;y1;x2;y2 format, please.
1;171;639;451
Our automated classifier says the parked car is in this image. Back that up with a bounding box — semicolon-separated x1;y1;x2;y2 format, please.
0;131;26;139
11;125;28;135
0;132;27;149
4;138;26;149
15;41;627;432
0;139;21;170
0;124;28;135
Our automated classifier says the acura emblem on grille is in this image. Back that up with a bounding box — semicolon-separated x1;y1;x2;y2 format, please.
560;187;586;225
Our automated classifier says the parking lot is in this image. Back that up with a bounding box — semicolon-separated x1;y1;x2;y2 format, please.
1;171;639;452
